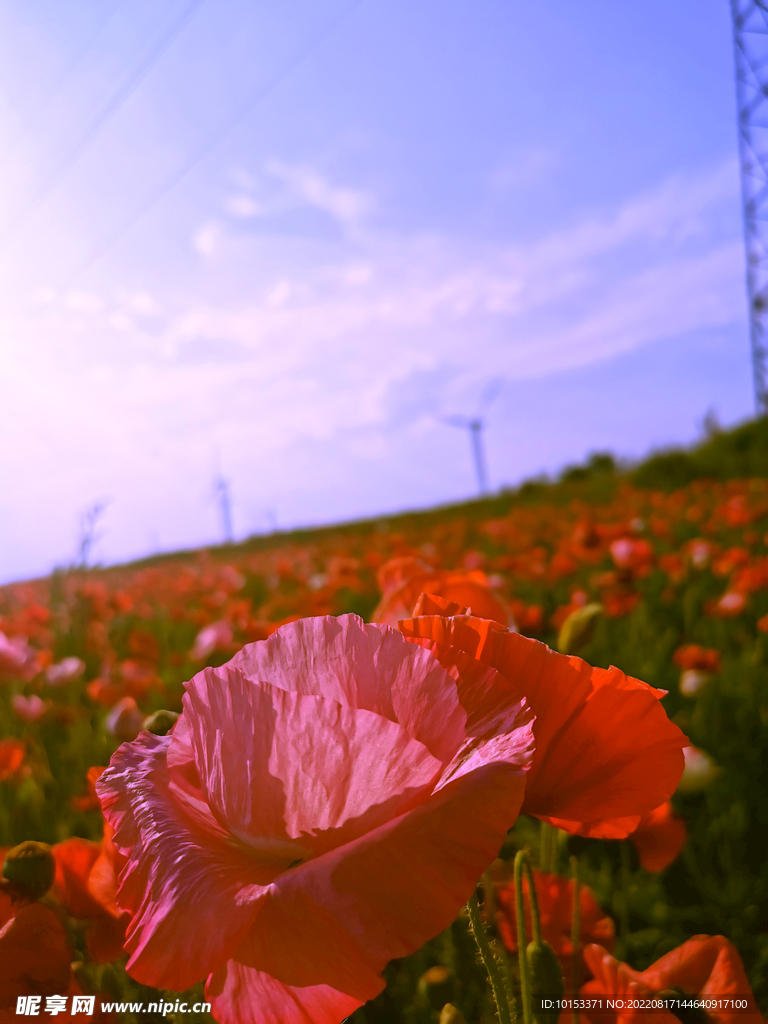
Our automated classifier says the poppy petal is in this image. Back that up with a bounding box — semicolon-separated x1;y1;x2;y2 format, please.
398;610;686;836
628;802;687;872
53;837;103;920
205;960;364;1024
231;749;532;1000
182;668;445;856
228;615;467;764
96;732;269;990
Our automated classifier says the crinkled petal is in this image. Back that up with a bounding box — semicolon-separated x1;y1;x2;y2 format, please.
205;960;365;1024
231;732;533;1000
398;610;686;835
228;615;466;763
182;669;444;854
96;732;268;990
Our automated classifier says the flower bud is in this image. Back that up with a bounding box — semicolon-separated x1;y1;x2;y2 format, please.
2;840;55;899
527;938;564;1024
418;965;454;1010
439;1005;467;1024
557;603;603;655
143;710;180;736
656;988;709;1024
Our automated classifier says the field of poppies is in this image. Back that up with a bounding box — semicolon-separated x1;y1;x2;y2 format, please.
1;419;768;1024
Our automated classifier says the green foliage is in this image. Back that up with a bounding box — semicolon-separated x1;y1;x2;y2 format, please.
633;415;768;489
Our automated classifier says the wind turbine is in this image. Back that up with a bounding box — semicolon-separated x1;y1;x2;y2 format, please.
210;448;234;544
214;473;233;543
441;379;504;497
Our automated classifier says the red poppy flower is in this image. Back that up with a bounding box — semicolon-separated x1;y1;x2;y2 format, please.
672;646;721;673
0;741;25;782
493;868;614;985
601;590;641;619
609;538;654;575
97;615;536;1024
581;936;762;1024
627;802;687;872
53;822;128;964
712;547;750;577
398;594;687;838
0;891;72;1009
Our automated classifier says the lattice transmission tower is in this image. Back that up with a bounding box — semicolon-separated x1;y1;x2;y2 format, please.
732;0;768;414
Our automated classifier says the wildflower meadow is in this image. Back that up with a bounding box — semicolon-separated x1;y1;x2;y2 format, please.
1;418;768;1023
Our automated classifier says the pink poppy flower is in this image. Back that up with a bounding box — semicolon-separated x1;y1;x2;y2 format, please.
11;694;49;723
45;657;86;687
0;632;37;678
98;615;536;1024
191;620;233;660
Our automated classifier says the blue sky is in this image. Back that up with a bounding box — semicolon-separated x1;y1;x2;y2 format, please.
0;0;754;581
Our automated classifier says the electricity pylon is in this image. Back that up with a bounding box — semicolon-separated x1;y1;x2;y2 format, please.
732;0;768;414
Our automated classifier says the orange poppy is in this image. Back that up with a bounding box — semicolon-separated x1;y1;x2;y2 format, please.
372;557;513;628
397;594;687;838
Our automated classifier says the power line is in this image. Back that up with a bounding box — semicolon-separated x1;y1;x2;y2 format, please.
67;0;366;284
3;0;205;246
0;0;124;174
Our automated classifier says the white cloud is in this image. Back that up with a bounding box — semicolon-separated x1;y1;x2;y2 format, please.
0;157;749;581
265;160;372;228
66;290;103;314
266;279;291;306
225;194;263;218
192;220;223;257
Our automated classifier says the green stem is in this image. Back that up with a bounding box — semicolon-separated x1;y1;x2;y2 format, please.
514;850;533;1024
570;856;581;1024
467;891;512;1024
540;819;552;872
522;859;542;946
483;871;516;1012
483;870;497;930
